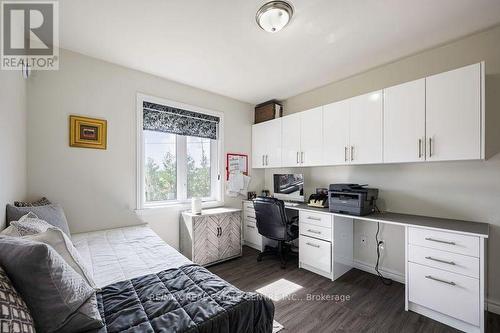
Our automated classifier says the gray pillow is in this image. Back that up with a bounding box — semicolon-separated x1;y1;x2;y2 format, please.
6;203;71;236
0;236;97;332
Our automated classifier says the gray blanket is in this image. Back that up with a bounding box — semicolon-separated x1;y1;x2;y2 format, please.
94;264;275;333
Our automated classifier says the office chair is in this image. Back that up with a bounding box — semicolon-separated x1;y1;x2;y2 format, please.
253;197;299;269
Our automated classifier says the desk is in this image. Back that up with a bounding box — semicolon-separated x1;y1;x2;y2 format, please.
243;200;489;333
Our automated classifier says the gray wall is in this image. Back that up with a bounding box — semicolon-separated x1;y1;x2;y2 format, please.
265;25;500;308
27;49;264;248
0;71;27;229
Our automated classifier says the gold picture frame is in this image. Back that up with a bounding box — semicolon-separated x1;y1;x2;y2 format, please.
69;115;107;149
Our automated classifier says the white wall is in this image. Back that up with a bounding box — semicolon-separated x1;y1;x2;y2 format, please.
27;49;263;248
266;25;500;307
0;71;27;229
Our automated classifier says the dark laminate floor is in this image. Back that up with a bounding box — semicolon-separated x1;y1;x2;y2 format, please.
209;246;500;333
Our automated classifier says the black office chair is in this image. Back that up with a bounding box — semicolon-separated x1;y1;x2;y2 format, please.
253;197;299;269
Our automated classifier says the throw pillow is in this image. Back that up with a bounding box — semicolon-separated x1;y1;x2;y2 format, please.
14;197;51;208
0;266;35;333
6;204;71;236
0;226;21;237
0;236;97;332
26;228;97;289
10;212;54;236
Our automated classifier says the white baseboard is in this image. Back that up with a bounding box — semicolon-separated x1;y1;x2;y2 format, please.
352;259;405;284
351;259;500;316
487;298;500;315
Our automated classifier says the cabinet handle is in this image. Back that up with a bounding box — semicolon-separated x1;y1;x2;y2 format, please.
262;155;265;166
344;146;348;162
350;146;354;161
246;215;254;218
425;256;456;266
306;242;320;248
301;151;304;164
247;225;256;229
216;227;220;237
307;229;321;234
424;237;455;245
307;216;321;221
425;275;456;286
429;138;433;158
265;155;269;165
297;152;300;164
418;139;422;158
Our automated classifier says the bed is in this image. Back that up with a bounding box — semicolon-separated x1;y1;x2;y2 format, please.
72;225;275;333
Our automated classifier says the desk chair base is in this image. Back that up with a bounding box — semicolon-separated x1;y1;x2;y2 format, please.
257;241;297;269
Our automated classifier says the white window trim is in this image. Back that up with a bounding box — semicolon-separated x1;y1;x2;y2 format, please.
136;93;224;210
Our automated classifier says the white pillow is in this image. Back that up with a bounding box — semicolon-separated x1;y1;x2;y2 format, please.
10;212;53;236
25;228;98;289
0;225;21;237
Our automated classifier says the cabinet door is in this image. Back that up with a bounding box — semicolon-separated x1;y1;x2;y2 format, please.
251;123;266;168
264;118;282;168
323;100;350;165
384;79;426;163
349;91;383;164
281;113;301;167
218;212;242;260
193;216;220;266
426;63;482;161
300;107;323;166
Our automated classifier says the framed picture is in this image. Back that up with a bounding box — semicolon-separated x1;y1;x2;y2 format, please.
69;115;107;149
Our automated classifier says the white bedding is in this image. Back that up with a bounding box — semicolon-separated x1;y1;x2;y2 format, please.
72;224;191;288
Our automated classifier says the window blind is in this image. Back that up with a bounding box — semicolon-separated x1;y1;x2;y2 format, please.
143;101;220;140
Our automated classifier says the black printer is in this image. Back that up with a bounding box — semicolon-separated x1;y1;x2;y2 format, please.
328;184;379;216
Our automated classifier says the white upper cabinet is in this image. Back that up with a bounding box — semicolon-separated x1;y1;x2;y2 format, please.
251;62;484;169
251;118;282;168
349;91;384;164
384;79;426;163
281;113;301;166
300;107;323;166
323;100;350;165
426;63;483;162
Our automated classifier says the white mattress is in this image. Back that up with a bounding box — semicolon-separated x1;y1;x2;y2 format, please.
72;225;191;288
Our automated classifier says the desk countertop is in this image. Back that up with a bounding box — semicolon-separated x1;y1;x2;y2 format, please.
244;200;489;237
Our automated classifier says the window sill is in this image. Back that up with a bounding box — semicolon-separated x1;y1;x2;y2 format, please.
135;200;224;216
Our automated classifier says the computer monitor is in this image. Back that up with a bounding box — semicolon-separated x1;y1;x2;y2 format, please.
273;174;304;202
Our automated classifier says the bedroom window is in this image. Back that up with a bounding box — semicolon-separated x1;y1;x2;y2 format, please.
137;95;223;209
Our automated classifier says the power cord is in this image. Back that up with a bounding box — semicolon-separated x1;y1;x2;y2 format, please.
374;204;393;286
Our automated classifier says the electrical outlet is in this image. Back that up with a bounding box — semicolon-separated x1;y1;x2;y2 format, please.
378;240;385;252
360;235;368;247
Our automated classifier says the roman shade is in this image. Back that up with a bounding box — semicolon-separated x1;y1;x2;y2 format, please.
143;101;220;140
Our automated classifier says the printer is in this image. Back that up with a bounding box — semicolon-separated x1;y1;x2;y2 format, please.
328;184;379;216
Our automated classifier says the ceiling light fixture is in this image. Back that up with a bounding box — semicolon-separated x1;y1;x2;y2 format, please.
256;1;294;33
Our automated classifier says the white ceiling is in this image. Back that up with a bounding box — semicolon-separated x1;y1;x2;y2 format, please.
59;0;500;104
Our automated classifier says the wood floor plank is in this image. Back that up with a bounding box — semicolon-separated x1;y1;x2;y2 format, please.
208;246;500;333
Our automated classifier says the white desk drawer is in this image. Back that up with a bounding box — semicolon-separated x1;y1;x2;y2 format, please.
244;202;254;211
300;222;332;242
244;208;255;219
408;262;479;325
408;244;479;278
244;222;261;245
299;235;331;273
244;215;256;224
408;227;479;257
299;211;332;228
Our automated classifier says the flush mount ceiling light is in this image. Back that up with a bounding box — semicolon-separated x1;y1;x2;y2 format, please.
256;1;294;33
